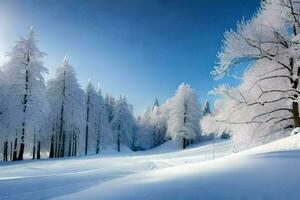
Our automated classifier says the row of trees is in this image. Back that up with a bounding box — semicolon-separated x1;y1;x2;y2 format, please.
201;0;300;150
0;28;137;161
137;83;204;150
0;28;211;162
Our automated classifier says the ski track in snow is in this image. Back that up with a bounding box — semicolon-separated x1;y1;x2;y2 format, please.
0;140;233;200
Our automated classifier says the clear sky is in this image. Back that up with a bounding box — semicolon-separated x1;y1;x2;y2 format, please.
0;0;260;115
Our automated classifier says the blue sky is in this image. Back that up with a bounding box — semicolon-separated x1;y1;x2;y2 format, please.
0;0;260;115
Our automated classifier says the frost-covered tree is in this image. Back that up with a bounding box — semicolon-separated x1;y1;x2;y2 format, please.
47;56;84;158
105;94;115;123
135;97;169;149
167;83;201;149
111;96;136;151
84;81;112;155
84;80;98;155
0;28;48;160
203;0;300;149
95;84;112;153
135;117;155;150
151;104;167;146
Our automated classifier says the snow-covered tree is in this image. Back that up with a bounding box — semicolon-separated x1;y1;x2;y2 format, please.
135;97;169;149
151;104;167;146
84;80;99;155
135;117;155;150
95;84;112;153
84;81;112;155
167;83;201;149
47;56;84;158
111;96;136;151
105;94;115;123
0;28;48;160
202;0;300;149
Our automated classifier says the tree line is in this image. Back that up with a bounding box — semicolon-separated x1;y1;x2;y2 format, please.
0;28;211;161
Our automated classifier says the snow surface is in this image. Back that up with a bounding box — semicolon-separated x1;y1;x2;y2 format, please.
1;135;300;200
0;140;232;199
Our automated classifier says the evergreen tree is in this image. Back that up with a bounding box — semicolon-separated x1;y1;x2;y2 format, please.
111;96;136;151
47;56;84;158
1;28;48;160
95;84;112;153
105;94;115;123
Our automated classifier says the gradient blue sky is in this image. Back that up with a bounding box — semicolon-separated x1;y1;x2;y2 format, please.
0;0;260;115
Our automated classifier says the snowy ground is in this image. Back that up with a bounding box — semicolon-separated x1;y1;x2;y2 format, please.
0;140;232;199
1;135;300;200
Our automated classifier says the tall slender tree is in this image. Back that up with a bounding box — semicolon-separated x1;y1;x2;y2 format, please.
95;84;112;154
47;56;84;158
84;80;105;155
111;96;136;151
1;27;48;160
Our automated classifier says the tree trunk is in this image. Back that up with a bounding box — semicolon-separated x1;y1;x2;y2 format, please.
289;56;300;128
96;119;101;154
49;134;54;158
292;101;300;128
37;141;41;159
72;132;75;156
117;137;120;152
17;122;26;161
32;134;36;160
3;140;8;161
96;135;100;154
68;134;72;157
61;133;65;157
55;133;59;158
85;93;90;156
13;136;18;161
182;138;186;149
18;65;30;161
74;134;77;156
117;124;121;152
85;126;88;155
10;142;12;161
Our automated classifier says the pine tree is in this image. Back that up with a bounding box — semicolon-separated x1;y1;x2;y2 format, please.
95;84;112;154
1;27;48;160
111;96;136;151
105;94;115;123
84;80;104;155
47;56;84;158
